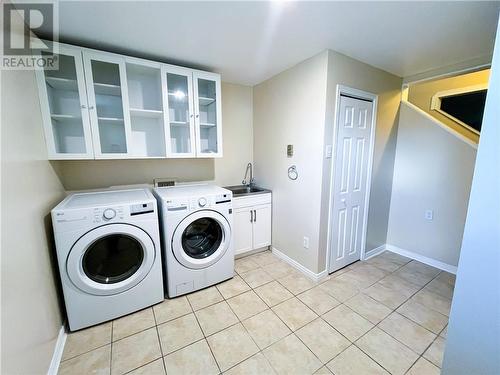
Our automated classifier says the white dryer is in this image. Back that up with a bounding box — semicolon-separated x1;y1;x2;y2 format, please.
154;184;234;297
52;188;164;331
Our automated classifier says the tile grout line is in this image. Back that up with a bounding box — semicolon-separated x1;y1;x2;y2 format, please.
151;305;168;375
185;293;223;374
346;262;450;374
64;251;451;375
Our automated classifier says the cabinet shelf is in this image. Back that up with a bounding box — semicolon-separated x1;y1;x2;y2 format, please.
170;120;189;126
46;76;78;91
198;96;215;105
51;114;81;121
94;82;121;96
98;117;124;124
129;108;163;118
200;122;216;127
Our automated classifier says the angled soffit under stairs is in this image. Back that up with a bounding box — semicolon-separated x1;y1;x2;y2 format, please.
404;69;491;145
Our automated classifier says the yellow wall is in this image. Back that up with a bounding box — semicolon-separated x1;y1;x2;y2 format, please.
408;69;490;143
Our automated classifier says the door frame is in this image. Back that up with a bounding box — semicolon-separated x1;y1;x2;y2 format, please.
327;85;378;274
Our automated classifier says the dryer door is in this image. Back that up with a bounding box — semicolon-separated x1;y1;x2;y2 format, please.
172;210;231;269
67;223;156;296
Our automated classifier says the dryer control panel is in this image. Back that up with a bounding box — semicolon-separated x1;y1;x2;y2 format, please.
165;192;232;214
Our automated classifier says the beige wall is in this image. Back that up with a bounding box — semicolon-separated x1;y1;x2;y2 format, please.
1;13;66;374
318;50;402;271
387;102;476;267
52;83;253;190
408;69;490;144
253;51;329;273
214;83;253;186
253;49;402;274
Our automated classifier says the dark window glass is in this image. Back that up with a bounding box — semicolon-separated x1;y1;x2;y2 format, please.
440;90;487;133
83;234;144;284
182;218;223;259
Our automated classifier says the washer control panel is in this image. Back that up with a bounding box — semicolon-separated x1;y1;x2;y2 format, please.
165;192;232;214
198;197;207;207
93;206;124;223
103;208;116;220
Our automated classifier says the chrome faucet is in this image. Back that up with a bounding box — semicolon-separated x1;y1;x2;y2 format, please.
242;163;255;187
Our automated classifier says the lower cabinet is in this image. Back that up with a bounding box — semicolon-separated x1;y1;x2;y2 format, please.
233;193;272;256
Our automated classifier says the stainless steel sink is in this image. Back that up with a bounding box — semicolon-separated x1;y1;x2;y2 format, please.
225;185;271;197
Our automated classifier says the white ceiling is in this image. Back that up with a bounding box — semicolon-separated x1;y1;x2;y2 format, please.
38;1;499;85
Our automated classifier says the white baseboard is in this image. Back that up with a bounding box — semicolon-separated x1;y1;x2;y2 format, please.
363;244;387;260
47;324;67;375
386;244;458;274
271;247;328;282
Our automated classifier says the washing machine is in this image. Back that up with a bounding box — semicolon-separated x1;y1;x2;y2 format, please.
52;188;164;331
154;184;234;297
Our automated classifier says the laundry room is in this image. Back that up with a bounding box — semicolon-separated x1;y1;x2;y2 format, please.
2;2;500;375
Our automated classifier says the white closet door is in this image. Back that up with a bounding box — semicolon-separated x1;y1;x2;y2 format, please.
330;95;374;272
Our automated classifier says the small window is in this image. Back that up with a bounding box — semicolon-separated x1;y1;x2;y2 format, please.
431;85;487;134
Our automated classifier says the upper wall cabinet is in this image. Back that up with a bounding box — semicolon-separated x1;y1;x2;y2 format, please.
162;67;223;158
36;42;222;160
36;45;94;159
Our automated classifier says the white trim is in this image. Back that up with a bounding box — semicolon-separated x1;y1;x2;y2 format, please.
403;57;491;85
401;101;478;149
363;244;386;260
429;83;487;136
47;325;67;375
386;244;458;274
326;85;378;274
271;247;328;282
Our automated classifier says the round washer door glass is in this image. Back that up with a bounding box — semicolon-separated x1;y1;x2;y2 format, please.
182;218;223;259
67;223;156;296
82;234;144;284
172;210;231;270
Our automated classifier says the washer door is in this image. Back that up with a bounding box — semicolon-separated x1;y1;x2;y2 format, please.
172;210;231;269
67;224;156;296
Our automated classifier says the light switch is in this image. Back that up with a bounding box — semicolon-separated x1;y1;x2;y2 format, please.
287;144;294;157
425;210;434;221
325;145;332;158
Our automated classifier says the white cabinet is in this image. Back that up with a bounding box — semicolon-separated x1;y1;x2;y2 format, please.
126;59;166;158
83;51;131;158
194;72;222;157
162;67;223;158
36;41;222;160
36;44;94;159
233;193;272;256
252;204;272;249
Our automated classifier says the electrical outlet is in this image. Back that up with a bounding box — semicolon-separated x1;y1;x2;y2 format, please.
425;209;434;221
303;236;309;249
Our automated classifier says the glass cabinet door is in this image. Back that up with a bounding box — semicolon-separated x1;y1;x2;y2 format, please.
162;66;195;157
37;45;93;159
83;52;131;158
194;72;222;157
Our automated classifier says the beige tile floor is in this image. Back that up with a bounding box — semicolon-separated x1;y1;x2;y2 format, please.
59;251;453;375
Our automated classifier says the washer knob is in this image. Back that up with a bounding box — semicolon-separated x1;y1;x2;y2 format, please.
103;208;116;220
198;197;207;207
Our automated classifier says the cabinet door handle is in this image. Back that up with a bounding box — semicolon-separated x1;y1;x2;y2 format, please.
254;210;257;222
88;105;95;110
81;104;87;109
250;210;253;223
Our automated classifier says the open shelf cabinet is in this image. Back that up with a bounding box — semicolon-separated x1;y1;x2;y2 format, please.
36;41;222;160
